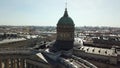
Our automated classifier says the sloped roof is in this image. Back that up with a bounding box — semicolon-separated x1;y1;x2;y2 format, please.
79;46;117;56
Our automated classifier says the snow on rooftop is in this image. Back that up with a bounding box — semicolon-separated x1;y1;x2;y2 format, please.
25;35;38;39
79;46;117;56
0;38;26;44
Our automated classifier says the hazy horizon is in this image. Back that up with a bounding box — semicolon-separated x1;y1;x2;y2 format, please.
0;0;120;27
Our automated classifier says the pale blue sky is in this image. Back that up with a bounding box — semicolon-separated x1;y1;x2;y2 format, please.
0;0;120;27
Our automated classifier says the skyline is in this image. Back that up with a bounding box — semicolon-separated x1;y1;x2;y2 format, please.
0;0;120;27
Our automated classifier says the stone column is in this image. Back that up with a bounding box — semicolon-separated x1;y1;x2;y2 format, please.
25;62;28;68
17;59;20;68
13;59;16;68
20;59;24;68
10;59;14;68
0;58;2;68
5;59;9;68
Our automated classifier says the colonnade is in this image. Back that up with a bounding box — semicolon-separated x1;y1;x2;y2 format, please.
0;58;44;68
0;58;25;68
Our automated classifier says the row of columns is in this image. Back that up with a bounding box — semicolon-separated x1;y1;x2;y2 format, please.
0;58;43;68
0;58;25;68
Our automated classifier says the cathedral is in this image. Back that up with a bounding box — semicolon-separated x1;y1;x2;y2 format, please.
52;8;75;51
0;3;97;68
0;1;119;68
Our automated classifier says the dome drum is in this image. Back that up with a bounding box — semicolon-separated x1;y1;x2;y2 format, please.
54;8;75;51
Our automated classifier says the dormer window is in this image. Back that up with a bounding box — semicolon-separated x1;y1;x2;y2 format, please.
87;48;89;51
105;51;107;54
92;49;94;52
98;50;100;53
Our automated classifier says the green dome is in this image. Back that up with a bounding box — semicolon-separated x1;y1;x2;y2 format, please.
58;17;74;25
57;8;74;26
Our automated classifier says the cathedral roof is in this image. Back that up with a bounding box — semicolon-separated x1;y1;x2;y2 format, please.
57;8;74;26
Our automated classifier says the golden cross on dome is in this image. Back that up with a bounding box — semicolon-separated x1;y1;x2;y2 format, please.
65;0;67;9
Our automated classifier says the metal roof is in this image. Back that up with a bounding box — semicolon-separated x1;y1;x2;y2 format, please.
79;46;117;56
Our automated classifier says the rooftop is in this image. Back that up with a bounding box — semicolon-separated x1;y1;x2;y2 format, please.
77;46;117;56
